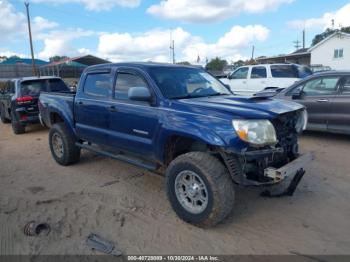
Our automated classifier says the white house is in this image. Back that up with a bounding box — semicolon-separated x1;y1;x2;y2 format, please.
309;32;350;70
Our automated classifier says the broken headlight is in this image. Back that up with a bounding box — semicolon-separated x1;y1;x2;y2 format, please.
295;109;308;133
232;119;277;147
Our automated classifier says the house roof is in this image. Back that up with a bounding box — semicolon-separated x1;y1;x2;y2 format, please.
308;31;350;52
0;57;48;65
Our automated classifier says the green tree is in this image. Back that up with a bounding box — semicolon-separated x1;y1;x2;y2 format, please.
312;26;350;46
49;55;69;62
205;57;228;71
177;61;191;65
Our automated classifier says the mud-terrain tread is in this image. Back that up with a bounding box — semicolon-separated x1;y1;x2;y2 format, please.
49;122;81;166
166;152;235;227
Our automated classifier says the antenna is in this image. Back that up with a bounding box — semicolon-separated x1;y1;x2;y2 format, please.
293;40;301;50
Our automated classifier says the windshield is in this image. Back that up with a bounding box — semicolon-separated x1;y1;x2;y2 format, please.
148;67;232;99
21;78;69;96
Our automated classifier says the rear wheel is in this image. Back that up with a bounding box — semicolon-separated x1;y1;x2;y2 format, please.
49;123;80;166
0;105;10;124
11;111;25;134
166;152;235;227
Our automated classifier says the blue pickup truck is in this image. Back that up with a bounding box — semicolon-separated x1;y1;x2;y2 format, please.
39;62;312;227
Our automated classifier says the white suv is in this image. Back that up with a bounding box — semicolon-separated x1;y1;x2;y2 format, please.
220;64;312;95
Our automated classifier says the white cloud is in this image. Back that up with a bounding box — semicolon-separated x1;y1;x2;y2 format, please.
0;0;58;42
37;29;95;59
31;0;141;11
0;51;27;58
288;3;350;30
97;25;269;63
147;0;293;23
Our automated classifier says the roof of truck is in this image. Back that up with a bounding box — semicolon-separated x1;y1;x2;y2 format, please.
86;62;202;71
13;76;62;82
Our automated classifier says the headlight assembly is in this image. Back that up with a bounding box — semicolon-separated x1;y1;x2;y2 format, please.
295;109;308;133
232;119;277;147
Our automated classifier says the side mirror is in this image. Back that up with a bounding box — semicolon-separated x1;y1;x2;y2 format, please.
291;90;303;100
227;74;232;80
128;86;152;102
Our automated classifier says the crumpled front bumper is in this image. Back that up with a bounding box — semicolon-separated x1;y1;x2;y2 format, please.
264;152;314;183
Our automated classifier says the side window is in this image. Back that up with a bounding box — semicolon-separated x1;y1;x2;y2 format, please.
8;81;15;93
271;65;298;78
0;81;6;94
83;73;112;98
251;66;267;79
115;72;148;100
302;77;340;96
231;67;248;79
341;77;350;94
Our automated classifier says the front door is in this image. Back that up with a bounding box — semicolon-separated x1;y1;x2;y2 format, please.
328;76;350;134
292;76;341;131
108;68;159;159
227;67;249;95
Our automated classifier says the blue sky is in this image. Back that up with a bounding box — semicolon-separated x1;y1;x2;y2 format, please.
1;0;350;64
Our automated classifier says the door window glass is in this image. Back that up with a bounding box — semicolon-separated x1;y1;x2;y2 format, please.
84;73;112;97
251;66;267;79
341;77;350;94
230;67;248;79
115;73;148;100
302;77;339;96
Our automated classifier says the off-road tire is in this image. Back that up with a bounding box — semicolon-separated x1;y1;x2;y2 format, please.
11;111;25;134
49;122;81;166
0;105;10;124
166;152;235;227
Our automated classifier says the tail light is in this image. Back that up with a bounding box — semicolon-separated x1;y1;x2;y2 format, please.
16;96;33;105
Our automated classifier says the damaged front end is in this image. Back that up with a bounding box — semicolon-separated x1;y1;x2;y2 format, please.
221;110;313;196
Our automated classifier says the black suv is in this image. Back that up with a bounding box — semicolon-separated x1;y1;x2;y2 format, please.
0;77;70;134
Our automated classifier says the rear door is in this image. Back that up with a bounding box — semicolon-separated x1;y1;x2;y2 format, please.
108;68;159;159
291;76;341;131
247;66;268;93
327;76;350;134
74;70;114;145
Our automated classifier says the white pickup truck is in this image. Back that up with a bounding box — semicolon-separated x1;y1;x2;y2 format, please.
220;64;312;95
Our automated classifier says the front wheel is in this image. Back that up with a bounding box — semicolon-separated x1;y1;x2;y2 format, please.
49;123;81;166
166;152;235;227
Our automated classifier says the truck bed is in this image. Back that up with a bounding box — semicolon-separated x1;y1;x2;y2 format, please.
39;91;76;128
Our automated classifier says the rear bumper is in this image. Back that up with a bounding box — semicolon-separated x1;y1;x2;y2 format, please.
14;108;40;125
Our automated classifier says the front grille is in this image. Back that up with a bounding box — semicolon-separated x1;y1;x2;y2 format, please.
271;110;299;154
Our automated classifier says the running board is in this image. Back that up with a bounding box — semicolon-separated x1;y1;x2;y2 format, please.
76;142;157;171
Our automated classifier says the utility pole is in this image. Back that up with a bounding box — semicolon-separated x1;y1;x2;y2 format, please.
302;29;306;49
169;30;175;64
25;1;37;76
251;45;255;60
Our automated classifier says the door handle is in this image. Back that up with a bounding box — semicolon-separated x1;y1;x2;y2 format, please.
316;99;328;103
109;105;118;112
78;101;83;105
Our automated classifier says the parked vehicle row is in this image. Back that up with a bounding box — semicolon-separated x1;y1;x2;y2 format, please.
0;77;70;134
220;63;313;95
37;62;312;227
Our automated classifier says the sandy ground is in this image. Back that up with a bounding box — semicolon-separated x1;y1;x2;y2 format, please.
0;123;349;255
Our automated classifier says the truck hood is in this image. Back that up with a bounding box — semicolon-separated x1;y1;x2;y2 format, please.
172;95;304;119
